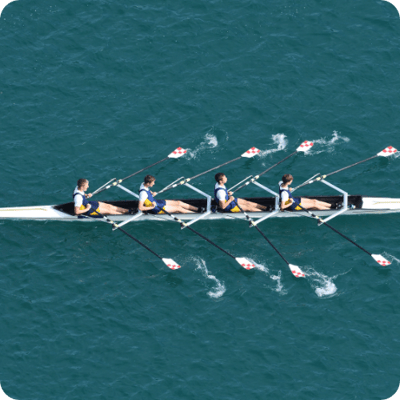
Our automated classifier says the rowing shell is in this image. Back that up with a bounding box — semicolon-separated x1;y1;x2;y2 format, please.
0;195;399;221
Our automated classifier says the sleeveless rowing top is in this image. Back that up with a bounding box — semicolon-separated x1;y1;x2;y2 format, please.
139;183;166;214
214;183;240;213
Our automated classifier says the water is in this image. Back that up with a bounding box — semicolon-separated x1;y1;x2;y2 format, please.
1;0;400;399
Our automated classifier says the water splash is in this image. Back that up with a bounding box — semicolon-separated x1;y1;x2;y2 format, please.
249;258;286;294
194;258;226;298
259;133;288;158
383;252;400;264
187;131;218;160
306;268;338;297
308;131;350;155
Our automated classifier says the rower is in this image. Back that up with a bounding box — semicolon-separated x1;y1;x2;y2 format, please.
279;174;332;211
73;179;130;216
214;173;267;212
138;175;202;214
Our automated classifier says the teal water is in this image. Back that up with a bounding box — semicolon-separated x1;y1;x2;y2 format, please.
1;0;400;399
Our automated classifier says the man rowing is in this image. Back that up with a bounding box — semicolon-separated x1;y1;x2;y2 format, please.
214;172;267;212
73;179;130;216
279;174;332;211
138;175;202;214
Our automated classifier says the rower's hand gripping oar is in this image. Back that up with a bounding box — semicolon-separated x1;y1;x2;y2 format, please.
231;141;314;195
93;147;187;196
159;208;256;270
88;210;181;270
156;147;261;196
234;203;306;278
292;146;398;192
289;200;391;267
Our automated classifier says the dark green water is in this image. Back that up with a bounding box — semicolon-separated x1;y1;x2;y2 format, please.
1;0;400;399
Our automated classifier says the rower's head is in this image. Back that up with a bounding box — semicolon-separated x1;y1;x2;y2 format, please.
282;174;293;185
77;178;89;191
215;172;227;184
144;175;156;187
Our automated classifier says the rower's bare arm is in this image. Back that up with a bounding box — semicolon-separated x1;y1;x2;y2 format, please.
219;196;235;210
138;200;156;211
74;205;91;215
280;200;292;211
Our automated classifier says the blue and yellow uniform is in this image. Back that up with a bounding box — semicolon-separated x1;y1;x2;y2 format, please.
73;189;101;217
214;183;241;213
139;183;167;214
279;184;302;211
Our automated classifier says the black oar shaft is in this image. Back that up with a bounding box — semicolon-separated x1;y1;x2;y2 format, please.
91;211;163;259
236;203;290;264
163;210;235;259
232;150;297;194
323;155;378;179
95;157;169;195
160;156;242;195
294;203;371;256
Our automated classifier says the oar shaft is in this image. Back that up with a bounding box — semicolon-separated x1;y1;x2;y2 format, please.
162;209;236;259
236;203;290;265
232;150;297;194
95;157;169;195
323;155;378;179
159;156;242;195
294;202;372;256
92;211;163;259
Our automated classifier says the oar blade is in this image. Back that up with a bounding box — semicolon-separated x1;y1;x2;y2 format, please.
235;257;255;270
168;147;187;158
371;254;391;266
241;147;261;158
296;140;314;152
162;258;181;270
288;264;306;278
377;146;398;157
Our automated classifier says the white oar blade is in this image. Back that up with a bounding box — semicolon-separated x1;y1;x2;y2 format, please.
241;147;260;158
377;146;398;157
371;254;391;266
235;257;255;270
296;140;314;152
168;147;187;158
162;258;181;270
289;264;306;278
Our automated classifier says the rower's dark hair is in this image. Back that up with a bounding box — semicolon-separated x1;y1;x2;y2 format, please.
144;175;156;184
282;174;293;184
77;178;88;188
215;172;225;182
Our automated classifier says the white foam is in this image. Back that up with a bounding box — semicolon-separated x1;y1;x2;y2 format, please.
383;252;400;264
308;131;350;155
248;258;286;294
306;268;338;297
187;132;218;159
259;133;288;158
194;258;226;298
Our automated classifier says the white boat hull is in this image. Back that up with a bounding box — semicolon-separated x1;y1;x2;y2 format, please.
0;196;400;222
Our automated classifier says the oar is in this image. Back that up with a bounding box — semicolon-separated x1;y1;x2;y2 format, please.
290;201;391;267
292;146;398;192
88;210;181;270
231;141;314;195
235;203;306;278
93;147;187;196
159;208;255;270
156;147;261;196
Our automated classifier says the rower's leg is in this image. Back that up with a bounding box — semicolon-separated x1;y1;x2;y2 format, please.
98;202;129;215
165;200;199;212
237;198;267;211
300;198;331;210
164;204;195;214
